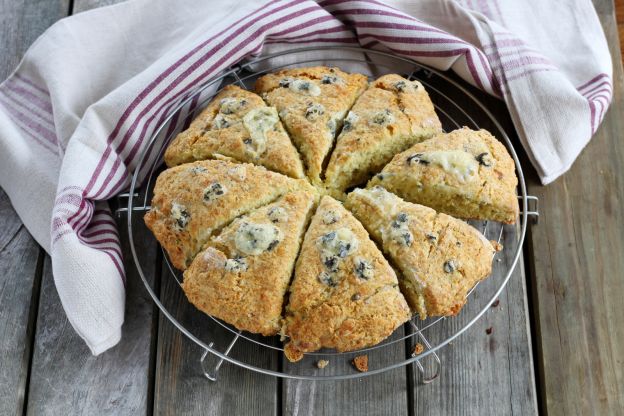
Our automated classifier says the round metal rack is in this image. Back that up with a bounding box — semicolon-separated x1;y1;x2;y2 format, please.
123;46;537;382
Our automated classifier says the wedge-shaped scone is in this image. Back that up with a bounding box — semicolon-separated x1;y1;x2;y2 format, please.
368;127;518;223
144;160;315;270
182;191;316;335
345;187;497;319
255;66;368;184
325;74;442;195
163;85;305;178
282;196;411;362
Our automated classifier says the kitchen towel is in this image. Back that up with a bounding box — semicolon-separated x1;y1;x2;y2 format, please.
0;0;612;354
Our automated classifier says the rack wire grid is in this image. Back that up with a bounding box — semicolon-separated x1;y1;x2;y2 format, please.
120;46;539;382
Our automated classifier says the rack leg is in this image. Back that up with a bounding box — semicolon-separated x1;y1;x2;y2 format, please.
409;321;442;384
200;330;242;382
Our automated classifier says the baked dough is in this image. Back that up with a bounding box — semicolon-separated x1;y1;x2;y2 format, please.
255;66;368;184
325;74;441;195
345;186;497;319
282;196;411;362
368;127;518;223
164;85;305;178
182;191;316;335
144;159;315;270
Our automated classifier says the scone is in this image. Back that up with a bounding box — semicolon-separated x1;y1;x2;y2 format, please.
255;66;368;184
164;85;305;178
368;127;518;223
325;74;442;195
144;160;315;270
282;196;411;362
345;187;497;319
182;191;316;336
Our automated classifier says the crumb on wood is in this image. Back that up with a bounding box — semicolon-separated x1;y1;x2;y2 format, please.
352;355;368;372
316;359;329;369
486;327;493;335
490;240;503;252
491;299;500;308
412;343;425;356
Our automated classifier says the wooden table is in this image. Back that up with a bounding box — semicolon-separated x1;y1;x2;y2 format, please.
1;1;622;414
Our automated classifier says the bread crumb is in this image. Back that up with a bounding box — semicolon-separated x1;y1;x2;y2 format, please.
352;355;368;372
316;359;329;369
491;299;500;308
490;240;503;252
412;343;425;356
486;327;493;335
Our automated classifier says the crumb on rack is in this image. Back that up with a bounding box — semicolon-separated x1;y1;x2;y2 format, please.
486;327;493;335
352;355;368;372
491;299;500;308
490;240;503;252
412;343;424;356
317;359;329;369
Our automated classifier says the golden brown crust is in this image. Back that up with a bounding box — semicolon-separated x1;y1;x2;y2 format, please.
345;187;496;319
368;127;519;223
352;355;369;372
255;66;368;184
164;85;305;178
182;191;316;336
144;160;315;270
325;74;442;193
282;196;411;362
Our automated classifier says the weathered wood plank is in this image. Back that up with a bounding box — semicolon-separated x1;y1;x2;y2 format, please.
281;329;410;416
0;0;70;78
526;1;624;414
25;216;158;416
0;2;69;415
153;258;279;416
411;222;538;416
0;190;44;416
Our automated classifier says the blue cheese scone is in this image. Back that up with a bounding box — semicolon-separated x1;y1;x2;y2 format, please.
368;127;518;223
255;67;368;184
164;85;305;179
182;191;316;336
345;187;498;319
324;74;442;195
282;196;411;362
144;160;316;270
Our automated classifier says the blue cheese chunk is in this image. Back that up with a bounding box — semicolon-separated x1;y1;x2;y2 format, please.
267;206;288;223
234;221;283;256
171;202;190;231
243;107;279;155
224;257;248;272
419;150;479;182
281;78;321;96
387;212;413;247
342;111;359;132
219;97;247;114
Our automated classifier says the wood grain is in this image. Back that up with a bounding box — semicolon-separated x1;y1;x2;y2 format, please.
525;1;624;414
411;223;538;416
25;218;158;416
0;1;68;414
281;329;410;416
153;259;280;416
0;191;43;416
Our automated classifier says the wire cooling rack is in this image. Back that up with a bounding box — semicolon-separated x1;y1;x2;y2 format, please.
120;47;539;382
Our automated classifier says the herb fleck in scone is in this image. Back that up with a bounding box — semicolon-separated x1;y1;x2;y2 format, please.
325;74;442;195
182;191;316;336
345;187;498;319
282;196;411;362
368;127;518;223
164;85;305;178
144;160;315;270
255;67;368;184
